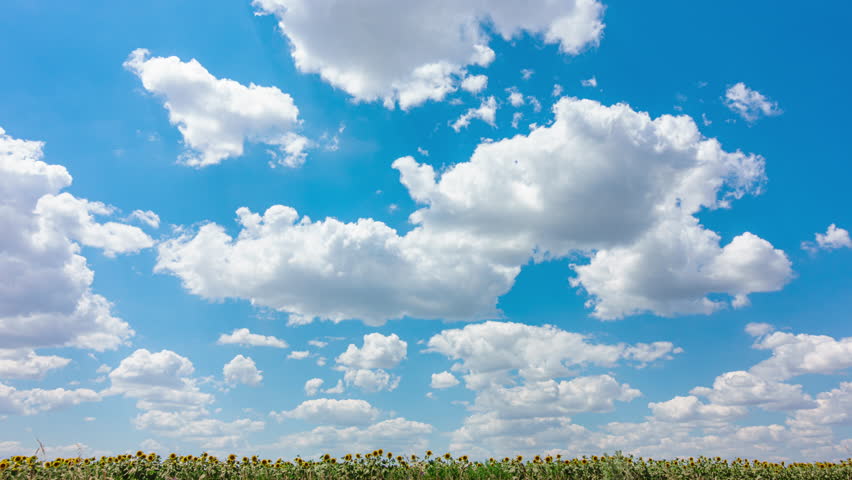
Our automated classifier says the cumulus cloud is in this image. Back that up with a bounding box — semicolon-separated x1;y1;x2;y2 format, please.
156;98;789;324
332;333;406;392
430;371;460;389
304;378;324;396
217;328;287;348
474;375;641;419
690;371;815;411
451;96;497;131
337;333;407;370
252;0;604;109
724;82;782;122
802;224;851;252
124;49;308;167
507;89;525;107
461;74;488;94
0;349;70;380
749;330;852;381
271;417;433;458
107;349;260;446
0;127;147;381
427;321;680;389
129;210;160;229
270;398;380;426
649;395;747;424
223;355;263;387
105;349;213;411
581;76;597;87
0;382;100;415
789;382;852;428
288;350;310;360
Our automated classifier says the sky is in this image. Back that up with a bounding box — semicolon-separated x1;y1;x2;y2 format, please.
1;0;851;463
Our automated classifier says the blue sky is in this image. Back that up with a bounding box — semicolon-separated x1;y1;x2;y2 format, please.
1;0;851;462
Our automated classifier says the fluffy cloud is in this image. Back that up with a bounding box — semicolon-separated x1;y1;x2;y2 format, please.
724;82;782;122
451;96;497;131
124;49;308;167
427;321;679;389
649;395;747;424
802;224;851;252
108;349;261;447
342;368;399;392
474;375;641;419
749;330;852;381
271;417;433;457
130;209;160;229
288;350;310;360
337;333;407;370
217;328;287;348
690;371;815;411
252;0;604;109
304;378;324;396
270;398;379;426
581;76;597;87
0;382;99;415
223;355;263;387
0;349;70;380
789;382;852;428
333;333;406;392
461;74;488;94
0;128;147;382
156;98;789;324
430;371;460;389
105;349;213;411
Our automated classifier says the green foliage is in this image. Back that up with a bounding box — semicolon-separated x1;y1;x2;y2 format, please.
1;450;851;480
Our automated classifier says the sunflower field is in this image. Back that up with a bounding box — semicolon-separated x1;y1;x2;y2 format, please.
1;450;850;480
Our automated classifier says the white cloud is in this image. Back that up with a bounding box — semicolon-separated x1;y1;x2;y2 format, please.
217;328;287;348
552;84;564;97
124;49;307;167
105;349;213;411
288;350;310;360
324;380;345;394
223;354;263;387
649;395;747;423
252;0;604;109
0;382;100;415
475;375;641;419
271;417;433;457
427;321;679;389
0;349;70;380
461;74;488;94
270;398;379;426
789;382;852;428
745;322;774;337
336;333;407;370
690;371;815;411
571;219;792;319
802;224;851;252
342;368;400;392
304;378;324;396
581;76;597;87
507;89;525;107
333;333;406;392
156;98;787;324
0;128;143;368
134;409;264;440
451;96;497;131
520;69;534;80
129;210;160;229
108;349;260;446
308;340;328;349
416;147;429;157
749;330;852;381
527;96;542;112
724;82;782;122
430;371;460;389
511;112;523;129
